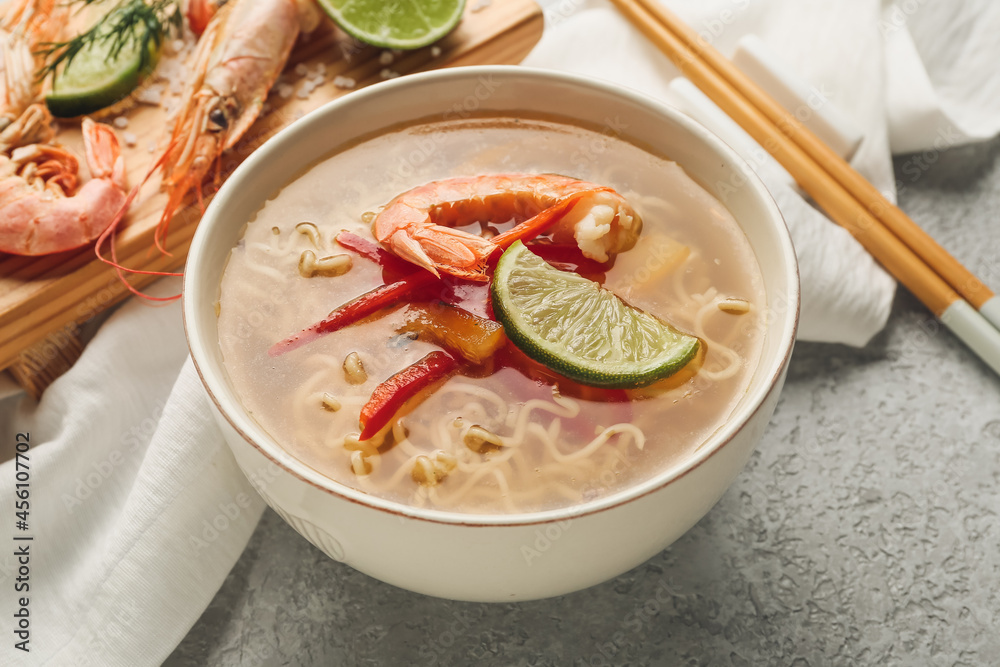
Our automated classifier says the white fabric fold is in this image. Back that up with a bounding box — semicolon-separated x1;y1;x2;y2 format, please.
2;0;999;663
0;280;264;666
885;0;1000;153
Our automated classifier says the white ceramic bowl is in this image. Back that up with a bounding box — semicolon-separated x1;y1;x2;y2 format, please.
184;66;799;602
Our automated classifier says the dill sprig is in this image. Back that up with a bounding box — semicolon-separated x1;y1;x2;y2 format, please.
36;0;182;81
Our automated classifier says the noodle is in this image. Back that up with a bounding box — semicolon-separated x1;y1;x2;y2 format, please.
491;469;518;514
693;297;743;381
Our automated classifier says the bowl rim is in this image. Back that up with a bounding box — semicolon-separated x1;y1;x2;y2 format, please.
183;65;800;527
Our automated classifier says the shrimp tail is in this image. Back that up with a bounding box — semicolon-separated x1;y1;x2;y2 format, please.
81;118;126;190
391;224;499;281
384;229;442;278
375;203;496;280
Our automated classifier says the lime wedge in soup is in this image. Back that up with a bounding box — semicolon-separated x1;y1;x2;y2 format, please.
46;29;161;118
491;241;701;389
317;0;465;50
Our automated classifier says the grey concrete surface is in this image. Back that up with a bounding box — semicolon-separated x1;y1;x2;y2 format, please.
165;137;1000;666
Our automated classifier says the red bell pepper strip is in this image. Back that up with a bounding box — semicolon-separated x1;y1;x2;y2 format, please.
335;231;414;277
268;271;438;356
359;351;459;440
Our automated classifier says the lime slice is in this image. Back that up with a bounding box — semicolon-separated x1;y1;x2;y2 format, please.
46;29;161;118
492;241;701;389
317;0;465;50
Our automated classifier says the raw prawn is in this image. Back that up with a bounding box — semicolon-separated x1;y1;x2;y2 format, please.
0;0;67;130
0;113;128;255
372;173;643;280
145;0;321;251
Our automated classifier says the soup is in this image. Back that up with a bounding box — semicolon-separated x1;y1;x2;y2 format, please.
217;116;766;514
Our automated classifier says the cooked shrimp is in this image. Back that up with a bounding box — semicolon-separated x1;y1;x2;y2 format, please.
0;0;67;131
145;0;320;250
372;173;642;280
0;114;127;255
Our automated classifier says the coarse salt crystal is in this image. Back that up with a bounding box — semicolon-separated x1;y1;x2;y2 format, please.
136;85;163;105
294;63;308;76
380;68;399;80
278;83;294;99
472;0;491;11
431;46;442;57
333;76;356;89
379;51;394;65
314;63;327;76
113;116;129;129
123;132;138;147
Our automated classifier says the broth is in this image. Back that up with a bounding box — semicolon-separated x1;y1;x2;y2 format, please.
218;117;766;514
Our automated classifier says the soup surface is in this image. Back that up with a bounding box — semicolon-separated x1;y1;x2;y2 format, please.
218;117;766;514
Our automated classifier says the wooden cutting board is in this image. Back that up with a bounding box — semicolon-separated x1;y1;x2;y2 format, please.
0;0;543;396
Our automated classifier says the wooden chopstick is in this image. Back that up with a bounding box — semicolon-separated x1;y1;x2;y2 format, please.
631;0;1000;327
609;0;1000;375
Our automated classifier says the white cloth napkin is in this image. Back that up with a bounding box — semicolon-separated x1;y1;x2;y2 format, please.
0;279;265;666
884;0;1000;153
2;1;1000;663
